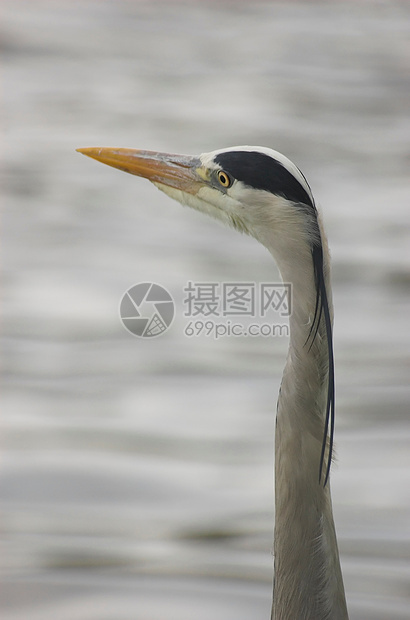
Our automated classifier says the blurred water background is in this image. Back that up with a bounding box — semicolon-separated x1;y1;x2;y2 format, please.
2;1;410;619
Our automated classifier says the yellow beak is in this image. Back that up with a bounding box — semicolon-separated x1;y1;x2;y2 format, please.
76;147;203;194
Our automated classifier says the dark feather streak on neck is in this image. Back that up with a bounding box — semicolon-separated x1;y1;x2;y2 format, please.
305;241;335;487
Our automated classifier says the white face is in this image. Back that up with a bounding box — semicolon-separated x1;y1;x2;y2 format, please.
155;146;314;245
154;177;249;234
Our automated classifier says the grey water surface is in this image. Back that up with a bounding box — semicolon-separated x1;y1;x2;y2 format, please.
2;2;410;619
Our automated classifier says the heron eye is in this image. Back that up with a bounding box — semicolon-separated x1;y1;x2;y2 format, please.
217;170;232;188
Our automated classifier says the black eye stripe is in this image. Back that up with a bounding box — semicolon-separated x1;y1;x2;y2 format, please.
214;151;313;208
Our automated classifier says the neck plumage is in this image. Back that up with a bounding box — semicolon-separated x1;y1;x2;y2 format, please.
265;217;349;620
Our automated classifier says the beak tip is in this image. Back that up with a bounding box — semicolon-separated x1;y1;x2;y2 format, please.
76;147;104;159
76;147;92;156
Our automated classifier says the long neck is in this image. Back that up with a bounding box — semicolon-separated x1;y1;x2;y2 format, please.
265;223;349;620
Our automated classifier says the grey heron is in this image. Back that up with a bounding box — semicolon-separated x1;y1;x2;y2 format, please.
77;145;349;620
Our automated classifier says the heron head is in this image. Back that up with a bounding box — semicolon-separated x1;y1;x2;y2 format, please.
76;145;318;251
